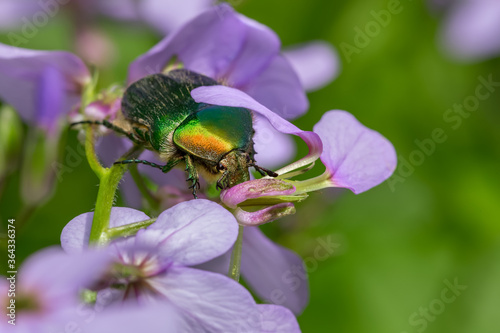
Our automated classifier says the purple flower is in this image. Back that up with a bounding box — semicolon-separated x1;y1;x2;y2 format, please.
197;226;309;315
436;0;500;61
0;247;111;332
61;200;301;331
190;85;396;314
192;85;396;194
128;4;308;120
241;227;309;315
0;43;92;204
0;43;90;134
313;110;397;194
138;1;340;92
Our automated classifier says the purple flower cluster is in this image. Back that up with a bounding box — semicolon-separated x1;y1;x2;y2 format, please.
0;3;396;331
1;201;299;332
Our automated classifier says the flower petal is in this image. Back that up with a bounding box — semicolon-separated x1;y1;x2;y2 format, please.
127;4;246;83
218;14;280;88
61;207;150;253
313;110;397;194
96;0;140;21
191;85;322;176
148;266;263;332
283;41;340;92
36;66;66;133
193;248;232;275
242;55;308;119
18;247;112;302
136;199;238;266
439;0;500;61
258;304;301;333
0;1;40;29
0;43;89;129
139;0;213;35
253;115;296;169
128;4;308;118
241;227;309;315
82;303;181;333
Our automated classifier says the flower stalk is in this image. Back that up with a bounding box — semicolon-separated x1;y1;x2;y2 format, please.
88;163;127;245
229;225;244;281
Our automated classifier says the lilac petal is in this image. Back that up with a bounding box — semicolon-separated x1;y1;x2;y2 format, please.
313;110;397;194
242;55;308;119
148;266;262;332
0;1;40;29
19;247;112;301
193;248;232;275
120;172;146;209
95;133;133;167
440;0;500;61
128;4;308;118
218;14;280;88
117;149;189;209
82;303;181;333
139;0;213;34
96;0;141;21
36;66;65;134
191;85;322;175
127;4;247;83
258;304;301;333
0;43;89;127
136;150;188;189
61;207;150;253
253;116;296;169
136;199;238;266
283;41;340;92
241;227;309;315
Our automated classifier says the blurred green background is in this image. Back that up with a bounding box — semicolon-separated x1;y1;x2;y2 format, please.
1;0;500;332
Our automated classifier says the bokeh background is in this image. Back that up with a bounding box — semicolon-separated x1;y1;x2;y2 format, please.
1;0;500;332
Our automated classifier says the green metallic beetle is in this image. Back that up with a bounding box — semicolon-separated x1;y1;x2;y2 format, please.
75;69;276;197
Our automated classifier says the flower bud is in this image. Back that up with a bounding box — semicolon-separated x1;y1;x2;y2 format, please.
0;105;23;179
221;178;305;226
20;126;64;206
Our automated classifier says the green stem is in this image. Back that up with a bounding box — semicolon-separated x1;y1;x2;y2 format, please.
105;218;157;240
287;171;334;194
85;126;105;179
229;225;245;281
81;70;104;179
88;164;126;245
88;146;141;246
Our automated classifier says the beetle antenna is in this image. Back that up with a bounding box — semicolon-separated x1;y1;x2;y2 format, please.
252;164;278;178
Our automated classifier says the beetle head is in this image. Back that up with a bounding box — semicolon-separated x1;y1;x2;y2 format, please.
217;150;251;189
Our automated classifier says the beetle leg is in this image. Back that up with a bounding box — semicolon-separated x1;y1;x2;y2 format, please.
184;155;200;199
115;158;181;173
70;120;144;145
251;164;279;178
216;171;229;190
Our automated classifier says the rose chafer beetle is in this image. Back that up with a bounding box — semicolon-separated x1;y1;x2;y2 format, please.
74;69;277;197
